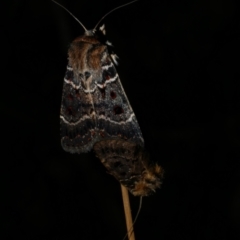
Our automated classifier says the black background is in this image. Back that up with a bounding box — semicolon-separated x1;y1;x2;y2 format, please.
2;0;240;239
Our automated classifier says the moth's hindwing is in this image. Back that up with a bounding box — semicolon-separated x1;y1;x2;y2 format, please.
94;139;164;196
60;34;144;153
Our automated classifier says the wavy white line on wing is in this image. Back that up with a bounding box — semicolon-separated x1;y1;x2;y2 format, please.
102;62;113;70
98;113;135;125
60;115;92;125
64;79;96;93
97;74;118;88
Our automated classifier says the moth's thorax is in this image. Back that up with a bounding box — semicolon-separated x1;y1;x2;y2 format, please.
72;34;100;44
68;34;107;72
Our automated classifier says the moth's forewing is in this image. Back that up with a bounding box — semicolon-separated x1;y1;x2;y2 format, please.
60;32;143;153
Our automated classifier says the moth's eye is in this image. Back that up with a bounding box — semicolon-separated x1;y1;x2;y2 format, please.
110;91;117;99
84;71;91;79
113;105;124;115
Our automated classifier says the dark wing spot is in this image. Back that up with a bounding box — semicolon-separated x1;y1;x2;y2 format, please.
113;106;124;115
103;67;116;80
75;89;81;99
78;73;84;79
110;91;117;99
107;67;116;77
84;71;91;79
66;107;73;116
67;94;74;101
103;71;110;80
99;88;106;99
65;70;73;80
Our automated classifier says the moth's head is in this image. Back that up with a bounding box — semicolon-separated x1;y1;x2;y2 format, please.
52;0;133;65
84;24;105;36
84;24;112;47
52;0;137;47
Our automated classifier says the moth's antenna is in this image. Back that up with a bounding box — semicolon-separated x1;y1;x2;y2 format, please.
51;0;88;32
93;0;138;32
122;196;143;240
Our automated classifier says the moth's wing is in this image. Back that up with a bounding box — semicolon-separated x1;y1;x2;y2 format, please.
60;65;97;153
93;54;144;146
94;139;163;196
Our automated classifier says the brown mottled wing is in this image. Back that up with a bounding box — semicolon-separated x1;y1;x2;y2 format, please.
93;52;144;146
60;36;144;153
60;37;101;153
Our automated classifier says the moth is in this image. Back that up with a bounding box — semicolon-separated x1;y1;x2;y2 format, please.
54;0;163;196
